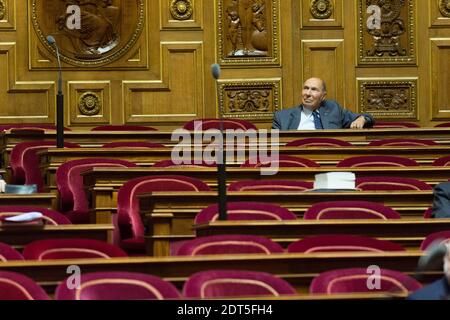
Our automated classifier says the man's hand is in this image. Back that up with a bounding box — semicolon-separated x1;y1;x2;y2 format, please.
350;116;366;129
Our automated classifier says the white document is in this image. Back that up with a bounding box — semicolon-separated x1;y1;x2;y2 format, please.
314;172;356;190
4;212;43;222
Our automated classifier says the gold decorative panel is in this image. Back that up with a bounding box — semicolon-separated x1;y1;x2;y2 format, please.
0;0;5;20
358;0;416;65
30;0;146;68
439;0;450;17
301;0;343;28
430;39;450;120
218;79;281;120
218;0;280;65
162;0;202;29
430;0;450;27
0;0;14;30
358;78;418;119
170;0;193;20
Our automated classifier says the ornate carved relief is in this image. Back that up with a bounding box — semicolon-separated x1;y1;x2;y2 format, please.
170;0;193;20
218;0;279;65
359;0;415;65
439;0;450;17
0;0;5;20
359;79;417;119
310;0;333;19
78;92;101;116
31;0;145;66
218;80;280;119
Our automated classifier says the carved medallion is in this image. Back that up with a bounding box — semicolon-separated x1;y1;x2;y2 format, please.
310;0;333;19
170;0;193;20
78;92;101;116
31;0;145;66
439;0;450;17
0;0;5;20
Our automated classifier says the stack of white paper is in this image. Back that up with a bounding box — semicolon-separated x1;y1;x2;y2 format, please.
4;212;43;222
314;172;356;190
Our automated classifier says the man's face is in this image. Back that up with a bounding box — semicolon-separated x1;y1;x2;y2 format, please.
302;78;326;111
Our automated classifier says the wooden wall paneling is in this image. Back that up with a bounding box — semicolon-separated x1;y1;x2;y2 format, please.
161;0;202;29
301;0;343;28
430;38;450;120
0;0;14;30
430;0;450;27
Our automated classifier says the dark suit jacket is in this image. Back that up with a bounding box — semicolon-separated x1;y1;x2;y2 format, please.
272;100;375;130
408;277;450;300
432;182;450;218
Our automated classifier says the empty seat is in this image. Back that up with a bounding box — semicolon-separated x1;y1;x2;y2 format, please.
0;206;71;225
194;202;297;224
23;239;127;260
373;121;420;128
368;139;437;147
337;156;419;167
286;138;353;147
355;177;432;191
241;155;320;168
0;242;24;261
183;270;296;298
420;231;450;251
287;235;405;253
102;141;165;148
228;180;313;191
433;156;450;166
173;235;284;256
0;271;49;300
183;118;257;131
309;268;422;295
55;271;180;300
304;201;402;220
91;125;157;131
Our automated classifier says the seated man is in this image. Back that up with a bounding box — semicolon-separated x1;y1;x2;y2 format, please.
431;182;450;218
272;77;375;130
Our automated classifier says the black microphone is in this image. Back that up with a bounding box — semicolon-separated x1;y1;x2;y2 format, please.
211;63;227;221
46;35;64;148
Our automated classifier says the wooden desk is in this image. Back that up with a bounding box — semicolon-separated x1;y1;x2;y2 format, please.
0;193;56;209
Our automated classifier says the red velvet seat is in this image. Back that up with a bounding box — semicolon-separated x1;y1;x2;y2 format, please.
173;235;284;256
337;155;419;167
241;155;320;168
0;271;49;300
287;235;405;253
56;158;137;223
116;175;211;254
435;123;450;128
10;141;80;187
0;205;71;225
372;121;420;128
309;268;422;295
183;118;257;131
368;139;437;147
0;242;24;261
355;177;432;191
194;202;297;224
228;180;313;191
183;270;297;298
23;239;127;260
153;159;217;168
420;231;450;251
56;271;180;300
91;125;157;131
423;207;433;219
102;141;165;148
303;201;402;220
286;138;353;147
433;156;450;166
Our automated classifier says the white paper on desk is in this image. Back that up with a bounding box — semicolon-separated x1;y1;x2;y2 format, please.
4;212;43;222
314;172;356;190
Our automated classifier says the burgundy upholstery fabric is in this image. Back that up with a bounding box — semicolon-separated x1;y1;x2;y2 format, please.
0;124;71;131
183;270;297;298
368;139;437;147
0;205;71;225
356;177;432;191
174;235;284;256
91;125;157;131
287;235;405;253
56;158;137;223
372;121;420;128
286;138;353;147
23;239;127;260
423;207;433;219
303;201;402;220
228;180;313;192
241;155;320;168
435;123;450;128
0;271;49;300
433;156;450;167
102;141;165;148
183;118;257;131
56;271;180;300
10;141;80;185
420;231;450;251
194;202;297;224
116;175;211;253
337;155;419;168
152;159;217;168
309;268;422;294
0;242;24;261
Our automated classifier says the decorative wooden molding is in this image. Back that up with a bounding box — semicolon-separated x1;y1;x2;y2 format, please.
430;39;450;120
358;78;418;119
439;0;450;17
78;92;101;116
310;0;333;19
0;0;5;20
170;0;193;20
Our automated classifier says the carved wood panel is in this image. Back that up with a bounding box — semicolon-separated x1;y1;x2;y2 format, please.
430;0;450;27
161;0;202;29
301;0;343;28
430;38;450;119
0;0;14;30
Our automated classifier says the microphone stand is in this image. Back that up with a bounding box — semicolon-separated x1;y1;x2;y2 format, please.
54;43;64;148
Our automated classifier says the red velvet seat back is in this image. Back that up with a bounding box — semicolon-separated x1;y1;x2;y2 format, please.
356;177;432;191
241;155;320;168
194;202;297;224
183;118;257;131
56;271;180;300
420;231;450;250
287;235;405;253
372;121;420;128
303;201;401;220
228;180;313;191
0;205;71;225
337;155;419;167
0;242;24;261
309;268;422;294
286;138;352;147
153;159;217;167
368;139;437;147
433;156;450;166
183;270;297;298
23;239;127;260
435;123;450;128
102;141;165;148
0;271;49;300
174;235;284;256
91;125;157;131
